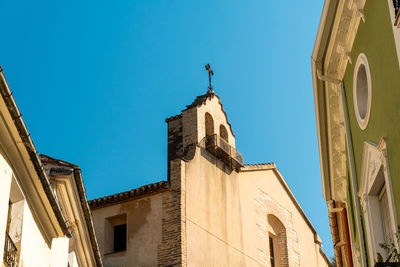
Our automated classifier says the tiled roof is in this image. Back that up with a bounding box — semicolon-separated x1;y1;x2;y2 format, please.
165;114;182;122
88;181;168;209
41;154;79;168
184;92;214;110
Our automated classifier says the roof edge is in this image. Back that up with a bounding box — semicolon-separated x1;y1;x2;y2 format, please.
311;0;339;201
0;67;71;238
272;167;323;245
240;163;276;172
241;162;326;244
165;114;182;123
41;154;79;168
40;154;103;266
88;181;168;210
73;169;103;267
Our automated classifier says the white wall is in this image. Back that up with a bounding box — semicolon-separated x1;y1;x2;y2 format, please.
19;202;51;267
0;153;13;261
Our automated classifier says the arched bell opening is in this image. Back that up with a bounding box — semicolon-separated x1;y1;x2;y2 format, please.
205;113;214;137
219;125;228;143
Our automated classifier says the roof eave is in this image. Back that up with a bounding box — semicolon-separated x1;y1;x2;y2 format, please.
311;0;339;201
0;67;71;238
73;169;103;267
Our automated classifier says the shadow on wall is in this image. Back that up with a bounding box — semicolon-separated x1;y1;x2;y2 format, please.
199;147;233;175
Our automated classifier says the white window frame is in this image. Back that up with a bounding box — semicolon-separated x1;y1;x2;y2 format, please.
358;138;398;264
385;0;400;73
353;53;372;130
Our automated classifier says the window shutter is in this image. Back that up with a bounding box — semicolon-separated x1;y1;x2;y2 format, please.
379;187;392;244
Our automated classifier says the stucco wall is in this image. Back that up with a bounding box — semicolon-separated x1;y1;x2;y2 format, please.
195;96;235;147
19;199;52;267
0;153;13;262
91;193;163;267
343;0;400;251
185;147;328;267
0;152;53;267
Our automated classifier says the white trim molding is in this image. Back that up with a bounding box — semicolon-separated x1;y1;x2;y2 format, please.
317;0;366;203
386;0;400;69
353;53;372;130
358;138;398;264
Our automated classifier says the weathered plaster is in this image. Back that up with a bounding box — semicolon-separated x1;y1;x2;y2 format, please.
91;193;163;267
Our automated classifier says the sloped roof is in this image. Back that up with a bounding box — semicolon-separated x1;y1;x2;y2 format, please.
40;154;103;267
0;67;70;239
241;163;324;248
165;114;182;123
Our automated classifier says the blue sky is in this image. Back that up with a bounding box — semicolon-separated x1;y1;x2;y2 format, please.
1;0;332;258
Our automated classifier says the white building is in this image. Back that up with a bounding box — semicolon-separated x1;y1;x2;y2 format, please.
0;68;102;267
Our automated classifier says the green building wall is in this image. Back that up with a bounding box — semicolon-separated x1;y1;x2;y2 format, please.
342;0;400;262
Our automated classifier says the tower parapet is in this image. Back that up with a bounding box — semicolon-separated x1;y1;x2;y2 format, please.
166;91;242;175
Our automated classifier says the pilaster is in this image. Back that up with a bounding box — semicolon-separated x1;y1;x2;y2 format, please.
158;159;186;267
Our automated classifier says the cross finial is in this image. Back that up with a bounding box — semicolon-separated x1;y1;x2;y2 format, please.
205;64;214;93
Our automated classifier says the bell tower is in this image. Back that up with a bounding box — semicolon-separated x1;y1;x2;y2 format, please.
165;66;242;178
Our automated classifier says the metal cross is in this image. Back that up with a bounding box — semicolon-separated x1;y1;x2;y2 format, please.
205;64;214;92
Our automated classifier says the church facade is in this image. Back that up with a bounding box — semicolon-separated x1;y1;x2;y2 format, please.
89;91;330;267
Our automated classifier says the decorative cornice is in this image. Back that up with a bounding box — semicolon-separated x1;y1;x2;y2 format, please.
240;163;276;172
40;154;103;267
318;0;366;202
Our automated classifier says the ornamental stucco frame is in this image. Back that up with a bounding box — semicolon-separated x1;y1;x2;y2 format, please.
254;189;299;267
386;0;400;70
358;138;398;264
353;53;372;130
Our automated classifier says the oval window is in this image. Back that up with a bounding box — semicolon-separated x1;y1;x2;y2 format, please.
353;53;372;130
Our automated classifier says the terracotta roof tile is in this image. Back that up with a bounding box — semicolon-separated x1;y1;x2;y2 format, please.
184;92;213;110
165;114;182;122
88;181;168;209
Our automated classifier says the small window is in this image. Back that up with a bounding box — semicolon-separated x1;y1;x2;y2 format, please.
379;186;391;247
269;235;275;267
267;215;288;266
113;224;127;252
104;214;127;254
353;53;372;130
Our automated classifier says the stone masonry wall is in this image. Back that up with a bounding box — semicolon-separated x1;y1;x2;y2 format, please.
182;108;198;149
158;159;187;266
254;188;300;267
167;118;183;181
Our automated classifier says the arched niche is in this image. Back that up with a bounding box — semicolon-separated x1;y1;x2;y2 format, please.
267;214;289;267
220;125;228;142
205;113;214;137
